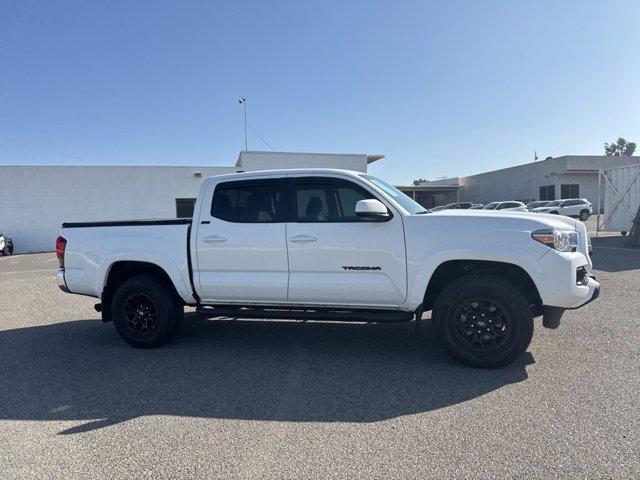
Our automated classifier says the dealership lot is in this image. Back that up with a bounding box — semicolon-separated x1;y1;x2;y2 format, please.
0;241;639;479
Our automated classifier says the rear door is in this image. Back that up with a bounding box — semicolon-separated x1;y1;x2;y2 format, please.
194;178;289;304
286;175;407;307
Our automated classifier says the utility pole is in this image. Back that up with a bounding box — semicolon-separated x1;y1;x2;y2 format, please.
238;97;248;150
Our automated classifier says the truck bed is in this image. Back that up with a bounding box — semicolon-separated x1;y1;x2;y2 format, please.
60;219;196;303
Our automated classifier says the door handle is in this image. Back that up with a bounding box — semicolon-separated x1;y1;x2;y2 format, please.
289;234;317;243
202;235;227;243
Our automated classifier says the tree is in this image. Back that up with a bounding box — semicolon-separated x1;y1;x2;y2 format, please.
604;137;636;156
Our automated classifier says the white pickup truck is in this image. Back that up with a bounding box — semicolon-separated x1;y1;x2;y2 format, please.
56;169;599;368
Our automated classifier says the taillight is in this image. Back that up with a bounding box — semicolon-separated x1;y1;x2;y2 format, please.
56;236;67;268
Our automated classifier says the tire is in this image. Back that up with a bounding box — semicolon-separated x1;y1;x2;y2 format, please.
111;274;183;348
579;210;589;221
431;274;534;368
3;244;13;256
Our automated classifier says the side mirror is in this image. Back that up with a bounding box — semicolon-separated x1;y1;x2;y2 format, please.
355;199;390;221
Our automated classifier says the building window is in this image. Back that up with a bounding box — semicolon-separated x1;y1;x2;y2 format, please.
539;185;555;201
176;198;196;218
561;184;579;199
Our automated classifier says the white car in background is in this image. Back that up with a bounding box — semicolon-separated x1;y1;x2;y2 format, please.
482;201;528;212
532;199;593;221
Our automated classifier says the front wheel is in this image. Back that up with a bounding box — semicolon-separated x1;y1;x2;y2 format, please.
431;274;534;368
111;274;183;348
579;210;589;221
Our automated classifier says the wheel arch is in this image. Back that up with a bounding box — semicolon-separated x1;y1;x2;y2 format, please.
101;261;184;322
422;260;543;315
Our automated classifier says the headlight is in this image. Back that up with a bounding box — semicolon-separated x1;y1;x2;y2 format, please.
531;228;578;252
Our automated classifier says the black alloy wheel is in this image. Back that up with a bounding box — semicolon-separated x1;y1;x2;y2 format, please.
123;294;159;336
112;274;183;348
450;298;511;354
431;274;534;368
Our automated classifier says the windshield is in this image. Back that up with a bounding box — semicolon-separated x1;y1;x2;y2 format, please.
360;174;427;214
483;202;499;210
545;200;562;207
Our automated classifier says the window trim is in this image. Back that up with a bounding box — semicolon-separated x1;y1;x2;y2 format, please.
292;176;393;223
210;178;288;224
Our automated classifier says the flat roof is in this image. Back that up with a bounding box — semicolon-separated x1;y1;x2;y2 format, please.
236;150;385;166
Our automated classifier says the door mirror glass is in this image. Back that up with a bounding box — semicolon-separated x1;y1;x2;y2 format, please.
355;199;389;220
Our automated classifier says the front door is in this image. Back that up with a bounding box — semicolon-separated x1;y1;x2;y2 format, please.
286;176;407;307
194;178;289;304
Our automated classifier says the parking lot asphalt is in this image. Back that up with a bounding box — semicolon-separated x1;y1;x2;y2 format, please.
1;241;639;479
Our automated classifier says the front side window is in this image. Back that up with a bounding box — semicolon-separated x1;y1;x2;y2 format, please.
295;178;376;222
211;180;285;223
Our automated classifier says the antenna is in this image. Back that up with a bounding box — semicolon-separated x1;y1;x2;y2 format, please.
238;97;248;150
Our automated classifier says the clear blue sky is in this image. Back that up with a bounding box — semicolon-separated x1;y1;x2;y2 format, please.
1;0;638;184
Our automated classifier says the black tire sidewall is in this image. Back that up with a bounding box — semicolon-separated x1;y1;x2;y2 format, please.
579;210;589;221
111;275;182;348
432;275;533;368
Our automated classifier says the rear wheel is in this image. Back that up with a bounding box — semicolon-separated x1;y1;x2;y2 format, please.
579;209;589;221
111;274;183;348
431;274;534;368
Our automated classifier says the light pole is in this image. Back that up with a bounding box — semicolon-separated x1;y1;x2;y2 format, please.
238;97;248;150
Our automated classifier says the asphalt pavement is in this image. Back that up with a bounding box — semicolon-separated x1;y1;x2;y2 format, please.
0;243;638;479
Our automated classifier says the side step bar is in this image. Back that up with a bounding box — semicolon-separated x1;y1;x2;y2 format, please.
196;305;414;323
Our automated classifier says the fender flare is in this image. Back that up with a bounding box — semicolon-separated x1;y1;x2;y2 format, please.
403;244;545;310
98;252;196;304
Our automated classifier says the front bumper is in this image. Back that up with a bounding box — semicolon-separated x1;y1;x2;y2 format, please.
542;277;600;329
56;268;71;293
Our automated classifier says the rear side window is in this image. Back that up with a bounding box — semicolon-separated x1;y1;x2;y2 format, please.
211;180;285;223
295;178;376;222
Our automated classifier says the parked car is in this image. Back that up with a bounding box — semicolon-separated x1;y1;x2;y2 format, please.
526;201;550;211
469;204;484;209
532;199;592;220
427;205;446;213
0;233;14;256
56;169;599;368
481;201;528;212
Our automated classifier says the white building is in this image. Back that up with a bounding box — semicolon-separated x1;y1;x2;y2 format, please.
458;155;639;205
0;151;383;253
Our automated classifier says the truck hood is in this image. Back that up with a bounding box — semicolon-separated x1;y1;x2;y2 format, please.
426;208;578;230
412;209;591;266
